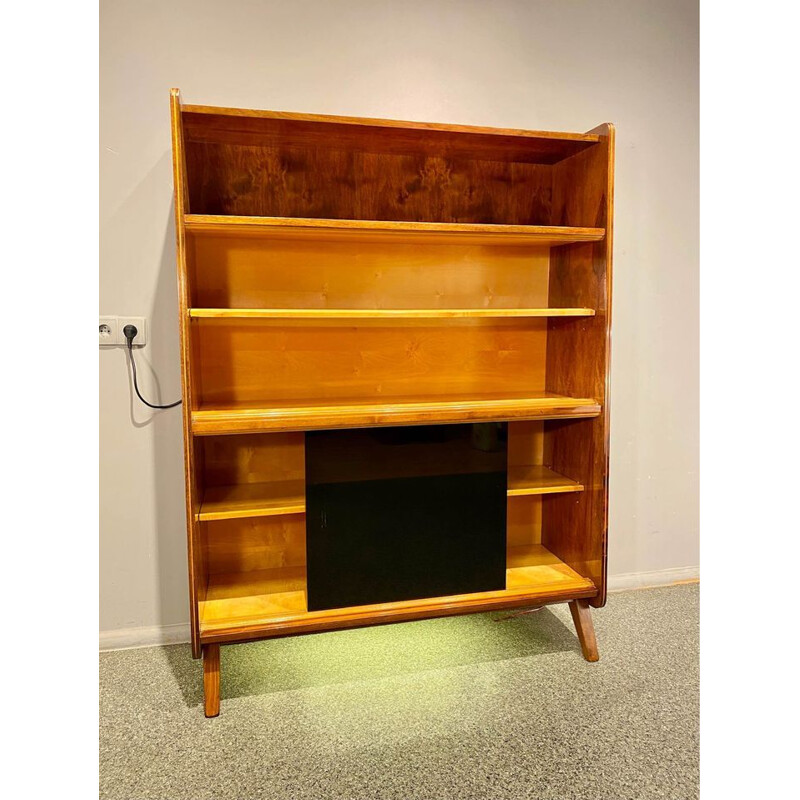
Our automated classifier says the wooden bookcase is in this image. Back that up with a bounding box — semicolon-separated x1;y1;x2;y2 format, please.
169;89;614;717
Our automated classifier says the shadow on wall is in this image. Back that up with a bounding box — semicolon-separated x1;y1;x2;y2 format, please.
150;192;189;639
113;148;189;639
162;607;581;709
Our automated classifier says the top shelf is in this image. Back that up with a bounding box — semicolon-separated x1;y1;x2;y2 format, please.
180;104;602;165
184;215;605;247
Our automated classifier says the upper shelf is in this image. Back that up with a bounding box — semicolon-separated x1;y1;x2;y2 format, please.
191;392;601;435
183;215;605;247
188;307;595;320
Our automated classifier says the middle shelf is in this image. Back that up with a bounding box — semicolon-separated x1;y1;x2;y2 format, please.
189;307;595;320
196;465;584;522
191;391;601;435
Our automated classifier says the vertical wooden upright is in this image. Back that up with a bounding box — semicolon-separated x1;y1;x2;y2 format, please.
169;89;204;659
543;124;615;607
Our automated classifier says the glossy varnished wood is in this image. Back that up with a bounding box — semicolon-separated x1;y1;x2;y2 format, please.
189;307;594;319
185;215;604;244
543;123;615;607
199;544;596;644
170;89;205;659
188;232;552;312
202;644;220;717
181;104;601;151
183;140;557;219
203;514;307;575
171;95;614;705
181;109;599;224
197;481;305;521
507;465;583;496
195;463;581;522
569;599;600;662
192;392;601;436
192;320;550;406
199;431;305;485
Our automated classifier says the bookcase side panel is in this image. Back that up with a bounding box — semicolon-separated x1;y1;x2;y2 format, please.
543;126;614;606
171;90;206;656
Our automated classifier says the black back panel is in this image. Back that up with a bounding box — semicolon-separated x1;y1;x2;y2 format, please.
305;423;507;611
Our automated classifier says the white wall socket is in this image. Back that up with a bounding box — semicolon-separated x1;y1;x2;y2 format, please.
99;316;147;347
99;316;118;346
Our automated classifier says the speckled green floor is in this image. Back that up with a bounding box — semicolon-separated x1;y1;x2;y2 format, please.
100;584;698;800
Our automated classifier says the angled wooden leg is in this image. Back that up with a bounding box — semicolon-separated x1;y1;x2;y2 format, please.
203;644;220;717
569;599;600;662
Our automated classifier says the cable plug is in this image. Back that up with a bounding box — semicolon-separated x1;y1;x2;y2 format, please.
123;324;138;348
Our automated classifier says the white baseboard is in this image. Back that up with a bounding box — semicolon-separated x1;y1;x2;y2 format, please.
607;565;699;592
99;566;699;652
100;622;191;652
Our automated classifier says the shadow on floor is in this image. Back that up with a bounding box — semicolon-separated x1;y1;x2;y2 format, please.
163;607;580;708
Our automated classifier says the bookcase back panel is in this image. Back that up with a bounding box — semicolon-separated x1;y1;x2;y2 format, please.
193;321;548;405
185;141;553;224
189;235;550;310
200;432;304;487
203;516;307;575
508;421;544;466
508;496;542;547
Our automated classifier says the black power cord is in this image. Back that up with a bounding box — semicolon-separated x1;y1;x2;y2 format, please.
123;325;182;409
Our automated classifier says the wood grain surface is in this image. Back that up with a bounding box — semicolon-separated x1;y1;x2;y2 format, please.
542;124;615;607
171;93;613;663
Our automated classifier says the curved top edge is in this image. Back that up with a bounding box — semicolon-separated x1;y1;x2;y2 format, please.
585;122;615;137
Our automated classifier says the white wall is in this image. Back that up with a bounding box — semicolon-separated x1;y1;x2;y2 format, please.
100;0;698;642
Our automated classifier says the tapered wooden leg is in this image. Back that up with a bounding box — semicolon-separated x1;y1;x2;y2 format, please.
203;644;220;717
569;599;600;662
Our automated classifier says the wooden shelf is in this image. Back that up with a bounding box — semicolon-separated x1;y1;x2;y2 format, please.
189;307;595;320
199;544;596;642
196;467;584;523
184;214;605;247
507;465;584;496
191;392;601;436
181;105;601;166
197;480;305;522
181;103;601;138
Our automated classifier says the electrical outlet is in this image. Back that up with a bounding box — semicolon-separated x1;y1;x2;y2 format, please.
118;317;147;347
99;316;119;346
99;316;147;346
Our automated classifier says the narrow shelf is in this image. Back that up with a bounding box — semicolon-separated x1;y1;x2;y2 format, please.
199;544;596;641
191;392;601;436
507;465;584;496
196;467;584;522
184;214;605;247
189;307;595;320
197;480;305;522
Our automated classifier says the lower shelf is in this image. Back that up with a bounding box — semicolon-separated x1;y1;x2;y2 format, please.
198;544;596;643
196;466;582;522
197;480;305;521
